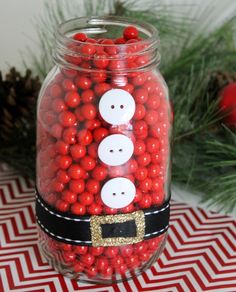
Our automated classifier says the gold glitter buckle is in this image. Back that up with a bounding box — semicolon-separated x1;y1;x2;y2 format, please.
90;211;145;247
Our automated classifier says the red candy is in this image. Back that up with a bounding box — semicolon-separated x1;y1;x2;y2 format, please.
62;127;77;144
123;26;139;40
92;165;108;181
133;88;148;104
59;111;76;127
81;103;97;120
64;91;80;108
78;191;94;206
86;179;100;194
68;164;85;179
93;53;109;69
81;89;95;103
62;79;76;91
80;156;96;171
75;76;92;90
52;98;67;113
77;129;93;145
61;190;77;204
93;127;109;142
55;199;69;212
71;202;86;215
55;155;72;169
37;23;171;281
70;144;86;159
73;32;87;42
69;179;85;193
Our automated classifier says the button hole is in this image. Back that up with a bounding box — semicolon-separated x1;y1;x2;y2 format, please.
112;193;116;196
109;149;114;153
120;105;124;109
121;192;125;195
119;149;123;152
111;105;115;109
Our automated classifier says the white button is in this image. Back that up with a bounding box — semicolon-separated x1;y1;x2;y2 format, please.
101;177;136;209
98;134;134;166
99;89;135;125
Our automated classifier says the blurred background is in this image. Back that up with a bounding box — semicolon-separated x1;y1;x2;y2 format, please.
0;0;236;72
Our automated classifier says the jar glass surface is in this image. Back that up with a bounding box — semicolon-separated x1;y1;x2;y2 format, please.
36;16;172;283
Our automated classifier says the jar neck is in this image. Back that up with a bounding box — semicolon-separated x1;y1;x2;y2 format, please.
53;16;160;72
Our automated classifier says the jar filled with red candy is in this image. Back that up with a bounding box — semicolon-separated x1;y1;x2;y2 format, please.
36;16;172;283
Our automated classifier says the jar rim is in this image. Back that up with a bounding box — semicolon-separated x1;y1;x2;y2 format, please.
56;15;159;49
54;16;160;72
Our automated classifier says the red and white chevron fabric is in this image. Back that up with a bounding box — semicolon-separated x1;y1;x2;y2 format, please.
0;163;236;292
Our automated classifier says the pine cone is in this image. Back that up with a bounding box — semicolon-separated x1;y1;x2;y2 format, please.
0;68;41;141
208;71;236;98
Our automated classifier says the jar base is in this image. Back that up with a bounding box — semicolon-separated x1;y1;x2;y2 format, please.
38;234;167;284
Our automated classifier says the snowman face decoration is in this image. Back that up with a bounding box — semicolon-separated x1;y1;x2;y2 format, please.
101;177;136;209
99;89;135;125
98;134;134;166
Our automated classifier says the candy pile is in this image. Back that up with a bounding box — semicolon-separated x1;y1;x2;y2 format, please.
37;25;171;280
39;229;165;279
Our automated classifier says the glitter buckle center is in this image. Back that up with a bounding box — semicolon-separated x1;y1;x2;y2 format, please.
90;210;145;247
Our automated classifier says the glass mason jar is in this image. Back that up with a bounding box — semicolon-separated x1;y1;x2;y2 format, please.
36;16;172;283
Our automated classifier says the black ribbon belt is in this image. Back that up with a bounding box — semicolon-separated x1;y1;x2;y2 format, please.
35;190;170;246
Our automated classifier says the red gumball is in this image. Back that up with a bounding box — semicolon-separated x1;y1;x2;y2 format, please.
86;179;100;194
87;143;98;158
80;155;96;171
92;165;108;181
90;246;104;256
55;155;72;169
138;194;152;208
93;127;109;142
61;190;77;204
70;144;86;159
77;129;93;145
137;152;151;167
52;98;67;113
134;167;148;181
55;199;69;212
55;140;69;155
87;203;102;215
123;26;138;40
146;137;160;153
69;179;85;193
133;104;146;120
133;88;148;104
85;119;101;130
78;191;94;206
73;32;87;42
75;75;92;90
59;111;76;127
139;178;152;192
50;83;62;98
71;203;86;215
134;140;146;156
62;127;77;144
68;164;85;179
87;266;98;278
81;89;95;103
64;91;80;108
74;245;88;255
81;103;97;120
93;52;109;69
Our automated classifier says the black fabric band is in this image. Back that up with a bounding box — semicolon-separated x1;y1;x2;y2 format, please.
35;190;170;246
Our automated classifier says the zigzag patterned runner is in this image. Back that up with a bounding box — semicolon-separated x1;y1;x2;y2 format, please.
0;164;236;292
